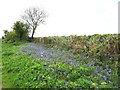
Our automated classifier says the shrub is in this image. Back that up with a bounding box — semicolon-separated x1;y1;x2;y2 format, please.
5;31;17;42
13;21;30;40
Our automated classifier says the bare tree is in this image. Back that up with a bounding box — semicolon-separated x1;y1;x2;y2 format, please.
21;7;47;39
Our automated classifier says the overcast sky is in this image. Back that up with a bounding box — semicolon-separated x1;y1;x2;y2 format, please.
0;0;119;37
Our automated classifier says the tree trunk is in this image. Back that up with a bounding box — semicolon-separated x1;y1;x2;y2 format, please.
31;28;36;40
31;30;34;39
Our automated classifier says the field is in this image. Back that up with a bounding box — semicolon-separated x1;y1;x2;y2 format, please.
2;34;119;89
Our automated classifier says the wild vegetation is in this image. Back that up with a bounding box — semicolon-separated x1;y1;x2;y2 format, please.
1;6;119;89
2;33;119;88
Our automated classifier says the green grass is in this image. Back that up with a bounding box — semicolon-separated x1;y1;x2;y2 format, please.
2;42;17;88
0;38;2;89
2;41;118;88
2;42;35;88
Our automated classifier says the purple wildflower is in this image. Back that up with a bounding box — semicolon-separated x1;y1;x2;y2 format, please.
100;75;102;78
94;69;98;74
38;76;40;80
104;53;107;57
46;68;50;71
73;55;76;59
103;76;107;81
60;72;62;75
88;63;93;66
43;53;48;57
82;55;86;60
108;81;112;84
73;60;76;64
62;60;66;63
58;58;60;62
109;69;112;73
101;69;106;74
84;64;87;66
